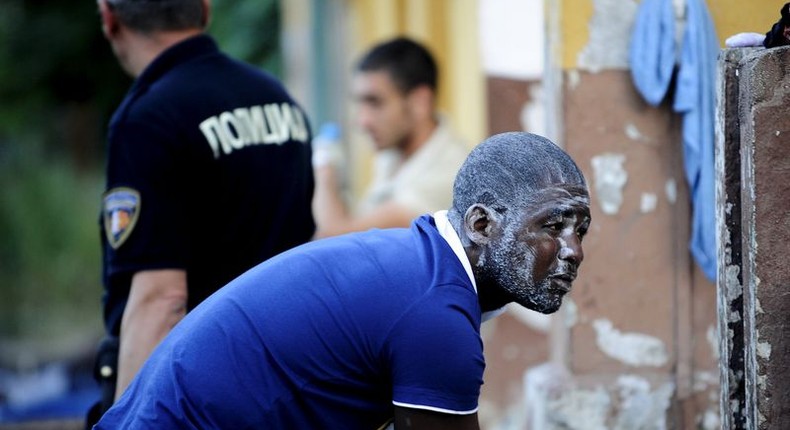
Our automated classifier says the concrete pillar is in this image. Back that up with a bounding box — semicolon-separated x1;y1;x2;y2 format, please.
556;70;719;430
514;67;720;429
738;45;790;429
715;47;755;430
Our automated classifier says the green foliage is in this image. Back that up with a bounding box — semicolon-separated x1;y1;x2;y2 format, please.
210;0;282;76
0;1;129;141
0;141;104;344
0;1;120;358
0;0;283;364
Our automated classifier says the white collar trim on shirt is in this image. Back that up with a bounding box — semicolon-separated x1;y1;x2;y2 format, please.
433;210;478;293
433;210;506;322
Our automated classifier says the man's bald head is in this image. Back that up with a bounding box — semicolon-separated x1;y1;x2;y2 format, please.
448;132;586;226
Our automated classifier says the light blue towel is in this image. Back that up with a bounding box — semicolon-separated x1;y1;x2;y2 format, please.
630;0;720;281
630;0;676;105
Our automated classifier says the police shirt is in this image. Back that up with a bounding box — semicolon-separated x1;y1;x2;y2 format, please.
100;35;315;336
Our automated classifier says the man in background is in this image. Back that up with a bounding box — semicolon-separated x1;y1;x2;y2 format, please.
312;37;469;238
88;0;315;424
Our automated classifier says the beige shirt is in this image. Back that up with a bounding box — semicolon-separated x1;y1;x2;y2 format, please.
356;116;469;216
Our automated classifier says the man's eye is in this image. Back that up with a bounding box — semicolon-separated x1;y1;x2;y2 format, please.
544;222;563;232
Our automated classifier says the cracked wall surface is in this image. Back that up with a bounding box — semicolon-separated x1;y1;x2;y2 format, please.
736;45;790;430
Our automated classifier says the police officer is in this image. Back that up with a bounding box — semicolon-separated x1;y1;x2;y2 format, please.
88;0;315;424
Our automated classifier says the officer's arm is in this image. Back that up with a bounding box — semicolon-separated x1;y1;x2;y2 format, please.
393;406;479;430
114;269;187;400
312;164;415;238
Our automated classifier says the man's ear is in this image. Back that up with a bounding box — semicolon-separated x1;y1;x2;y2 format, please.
406;85;434;120
201;0;211;28
463;204;501;246
98;0;119;38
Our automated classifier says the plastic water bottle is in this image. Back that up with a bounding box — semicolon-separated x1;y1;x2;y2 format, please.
311;122;343;168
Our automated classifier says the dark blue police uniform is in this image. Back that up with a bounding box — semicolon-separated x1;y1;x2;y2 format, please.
100;34;314;335
92;35;314;419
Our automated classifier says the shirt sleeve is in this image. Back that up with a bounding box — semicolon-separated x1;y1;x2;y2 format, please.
384;284;484;414
103;117;190;276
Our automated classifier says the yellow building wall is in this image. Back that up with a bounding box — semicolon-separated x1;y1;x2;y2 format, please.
708;0;780;43
560;0;780;69
560;0;594;70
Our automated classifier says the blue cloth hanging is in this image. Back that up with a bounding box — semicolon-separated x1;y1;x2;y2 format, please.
630;0;720;281
630;0;676;105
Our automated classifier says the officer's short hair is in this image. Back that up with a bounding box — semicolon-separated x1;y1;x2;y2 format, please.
106;0;205;34
449;132;587;221
356;37;438;95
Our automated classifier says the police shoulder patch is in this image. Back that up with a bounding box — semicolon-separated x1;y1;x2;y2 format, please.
103;187;141;250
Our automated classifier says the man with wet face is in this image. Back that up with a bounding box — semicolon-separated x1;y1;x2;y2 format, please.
95;132;591;430
449;136;590;317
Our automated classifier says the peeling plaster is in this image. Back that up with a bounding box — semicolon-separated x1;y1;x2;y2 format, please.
577;0;638;72
565;298;579;328
624;123;644;141
758;372;767;394
707;325;719;360
640;193;658;213
693;371;719;392
756;341;772;360
549;387;610;430
482;399;529;430
524;363;571;430
724;265;743;305
592;319;668;367
591;153;627;215
525;366;678;429
729;398;741;418
520;84;547;137
699;409;721;430
612;375;674;430
567;69;581;90
664;179;677;204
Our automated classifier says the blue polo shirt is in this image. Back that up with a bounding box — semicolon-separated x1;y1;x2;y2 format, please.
96;216;485;429
100;35;315;336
